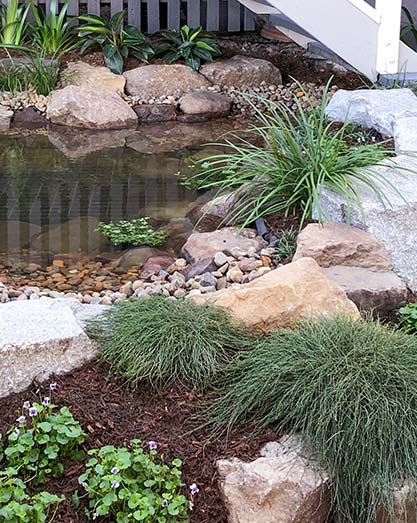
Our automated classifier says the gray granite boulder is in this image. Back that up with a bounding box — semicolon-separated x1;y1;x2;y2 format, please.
322;266;407;317
393;116;417;152
315;155;417;291
47;85;138;129
326;88;417;137
0;298;103;398
200;55;282;87
123;64;211;99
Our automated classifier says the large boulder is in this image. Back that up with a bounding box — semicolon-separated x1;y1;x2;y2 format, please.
181;227;267;264
0;105;13;130
123;64;211;99
293;223;392;271
325;88;417;137
60;61;126;92
115;246;169;269
178;91;232;119
0;298;101;398
322;266;407;317
47;85;138;129
218;435;331;523
13;107;48;129
316;155;417;291
187;191;243;232
393;116;417;152
200;55;282;87
193;257;359;332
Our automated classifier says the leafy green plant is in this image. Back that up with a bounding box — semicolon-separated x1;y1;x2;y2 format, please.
207;315;417;523
87;296;249;390
0;0;29;47
29;0;78;55
272;227;297;261
78;440;189;522
156;25;220;71
0;470;64;522
401;6;417;50
397;302;417;333
77;11;153;74
4;398;85;485
97;218;165;247
183;82;398;228
0;51;60;95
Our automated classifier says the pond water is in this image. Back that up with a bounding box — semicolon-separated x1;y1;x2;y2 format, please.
0;121;237;268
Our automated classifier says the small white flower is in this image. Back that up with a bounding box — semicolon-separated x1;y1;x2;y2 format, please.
111;467;119;474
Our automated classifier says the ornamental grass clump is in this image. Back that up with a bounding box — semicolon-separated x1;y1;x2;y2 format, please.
183;81;398;227
87;296;250;390
208;316;417;523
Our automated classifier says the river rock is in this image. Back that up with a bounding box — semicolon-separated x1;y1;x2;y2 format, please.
123;64;211;98
13;107;49;129
181;227;267;265
139;255;176;280
293;223;392;271
325;88;417;137
0;298;100;398
179;91;232;119
133;104;177;122
315;155;417;291
193;257;359;332
217;435;331;523
322;266;407;317
47;85;138;129
200;55;282;87
60;61;126;92
0;105;13;130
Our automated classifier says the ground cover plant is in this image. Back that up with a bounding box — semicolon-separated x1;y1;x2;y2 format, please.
397;302;417;333
183;82;397;228
207;315;417;523
77;11;153;74
87;296;250;390
156;25;220;71
97;218;165;247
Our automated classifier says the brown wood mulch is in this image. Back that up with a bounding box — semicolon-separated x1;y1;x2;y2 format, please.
0;363;276;522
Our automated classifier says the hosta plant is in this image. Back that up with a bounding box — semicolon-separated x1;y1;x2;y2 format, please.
97;218;165;247
78;440;189;522
156;25;220;70
77;11;154;74
4;396;85;485
0;470;64;522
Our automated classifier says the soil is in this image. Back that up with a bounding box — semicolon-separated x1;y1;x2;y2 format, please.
0;364;277;523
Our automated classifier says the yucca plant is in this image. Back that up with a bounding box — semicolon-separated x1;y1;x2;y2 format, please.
207;315;417;523
182;82;400;228
156;25;220;70
77;11;154;74
29;0;78;55
0;0;29;47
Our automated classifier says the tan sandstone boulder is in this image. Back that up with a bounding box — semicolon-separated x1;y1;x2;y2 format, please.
293;223;392;271
47;85;137;129
193;257;359;332
123;64;211;98
218;435;331;523
60;61;126;92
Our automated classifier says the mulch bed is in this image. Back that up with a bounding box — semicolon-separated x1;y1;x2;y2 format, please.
0;364;276;522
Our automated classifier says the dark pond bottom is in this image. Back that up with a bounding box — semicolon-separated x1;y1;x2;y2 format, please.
0;120;239;267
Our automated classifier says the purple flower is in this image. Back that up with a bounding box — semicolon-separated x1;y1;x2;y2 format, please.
162;499;169;507
42;397;50;405
111;467;119;474
189;483;199;495
23;401;30;409
28;407;37;417
49;383;57;391
111;480;120;489
13;428;20;437
149;441;157;451
16;416;25;423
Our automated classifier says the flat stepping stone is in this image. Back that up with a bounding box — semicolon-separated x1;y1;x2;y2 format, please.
0;298;103;398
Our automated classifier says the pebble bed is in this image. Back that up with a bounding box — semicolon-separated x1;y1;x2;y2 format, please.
0;246;278;305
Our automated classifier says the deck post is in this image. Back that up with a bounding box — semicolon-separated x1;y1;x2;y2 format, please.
375;0;402;74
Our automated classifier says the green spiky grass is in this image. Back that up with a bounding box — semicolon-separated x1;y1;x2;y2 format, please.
87;296;251;391
208;316;417;523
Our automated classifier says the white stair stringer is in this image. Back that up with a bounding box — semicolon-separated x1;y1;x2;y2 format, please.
240;0;417;81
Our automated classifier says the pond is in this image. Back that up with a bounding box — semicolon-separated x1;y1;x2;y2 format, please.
0;121;236;269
